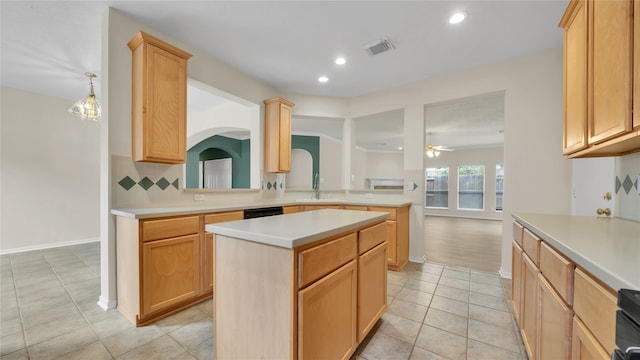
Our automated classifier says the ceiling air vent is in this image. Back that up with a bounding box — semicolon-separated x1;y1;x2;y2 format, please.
364;38;394;56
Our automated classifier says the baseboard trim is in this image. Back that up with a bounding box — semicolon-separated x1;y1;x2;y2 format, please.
409;255;427;263
499;267;512;279
97;296;117;311
0;237;100;255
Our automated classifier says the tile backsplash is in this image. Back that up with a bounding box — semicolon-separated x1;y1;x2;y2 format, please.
616;153;640;221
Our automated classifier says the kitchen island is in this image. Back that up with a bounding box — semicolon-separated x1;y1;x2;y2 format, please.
206;209;389;360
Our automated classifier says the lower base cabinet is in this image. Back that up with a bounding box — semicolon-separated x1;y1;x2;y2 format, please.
538;274;573;360
142;235;200;315
520;253;539;360
213;220;388;359
572;317;610;360
298;261;357;360
357;242;387;343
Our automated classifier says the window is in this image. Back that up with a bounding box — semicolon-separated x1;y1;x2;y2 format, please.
425;167;449;208
496;163;504;211
458;165;485;210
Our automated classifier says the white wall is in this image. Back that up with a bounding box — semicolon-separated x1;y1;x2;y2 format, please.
424;147;504;220
349;48;572;277
1;87;100;253
366;152;404;182
319;136;343;189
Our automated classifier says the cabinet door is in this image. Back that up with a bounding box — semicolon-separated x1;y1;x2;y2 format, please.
588;0;633;144
562;0;588;154
299;260;357;360
203;211;243;293
571;317;610;360
203;233;214;293
357;242;387;343
142;234;200;316
385;220;398;267
538;274;573;360
264;97;294;173
521;253;539;360
278;102;292;172
511;241;523;324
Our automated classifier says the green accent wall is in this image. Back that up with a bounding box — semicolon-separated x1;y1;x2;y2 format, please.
292;135;320;184
186;135;250;188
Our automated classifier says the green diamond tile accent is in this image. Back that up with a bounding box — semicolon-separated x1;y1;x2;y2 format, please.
635;178;638;191
156;177;170;190
267;182;273;190
138;177;154;191
172;178;179;190
615;176;622;194
622;175;633;194
118;176;136;191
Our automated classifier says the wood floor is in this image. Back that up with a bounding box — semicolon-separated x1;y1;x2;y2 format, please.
424;216;503;273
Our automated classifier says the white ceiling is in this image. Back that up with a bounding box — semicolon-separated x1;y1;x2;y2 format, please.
1;0;567;151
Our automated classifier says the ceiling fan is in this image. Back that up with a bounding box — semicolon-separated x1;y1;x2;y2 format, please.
425;132;454;158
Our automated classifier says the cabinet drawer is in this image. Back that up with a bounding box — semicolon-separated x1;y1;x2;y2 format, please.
539;241;574;305
298;233;357;288
513;222;524;247
573;268;617;355
367;207;396;220
142;216;200;242
204;211;243;224
522;228;541;265
344;205;367;211
358;222;387;255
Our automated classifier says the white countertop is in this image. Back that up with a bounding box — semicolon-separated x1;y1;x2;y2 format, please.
513;213;640;291
205;209;389;249
111;199;412;219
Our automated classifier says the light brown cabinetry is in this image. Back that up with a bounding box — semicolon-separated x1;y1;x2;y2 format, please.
116;210;241;326
573;268;617;355
142;234;200;315
202;211;243;293
538;274;573;360
264;97;294;173
512;220;618;360
301;204;410;270
560;0;640;158
512;222;524;323
572;317;611;360
127;32;192;164
356;221;387;342
511;241;523;323
298;261;357;360
635;0;640;129
521;252;539;360
213;219;387;359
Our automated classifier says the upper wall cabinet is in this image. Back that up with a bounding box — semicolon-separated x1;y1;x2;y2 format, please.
128;31;192;164
264;97;294;173
560;0;640;158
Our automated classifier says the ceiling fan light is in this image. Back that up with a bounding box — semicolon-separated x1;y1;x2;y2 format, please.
426;150;434;158
434;151;440;157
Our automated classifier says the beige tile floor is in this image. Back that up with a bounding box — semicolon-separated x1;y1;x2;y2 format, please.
1;243;526;359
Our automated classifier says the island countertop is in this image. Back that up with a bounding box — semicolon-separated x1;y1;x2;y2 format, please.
205;209;389;249
512;212;640;291
111;199;412;219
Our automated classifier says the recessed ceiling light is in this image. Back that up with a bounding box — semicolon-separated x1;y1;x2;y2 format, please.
398;146;403;150
335;57;346;65
449;12;466;24
318;76;329;83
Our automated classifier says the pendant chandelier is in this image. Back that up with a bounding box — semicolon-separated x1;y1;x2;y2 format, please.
68;72;101;122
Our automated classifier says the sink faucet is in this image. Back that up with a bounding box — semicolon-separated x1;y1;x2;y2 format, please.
313;172;320;199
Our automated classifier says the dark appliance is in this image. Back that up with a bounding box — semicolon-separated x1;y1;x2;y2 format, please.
243;206;283;219
613;289;640;360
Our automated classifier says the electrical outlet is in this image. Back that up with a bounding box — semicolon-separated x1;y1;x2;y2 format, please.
194;194;205;201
